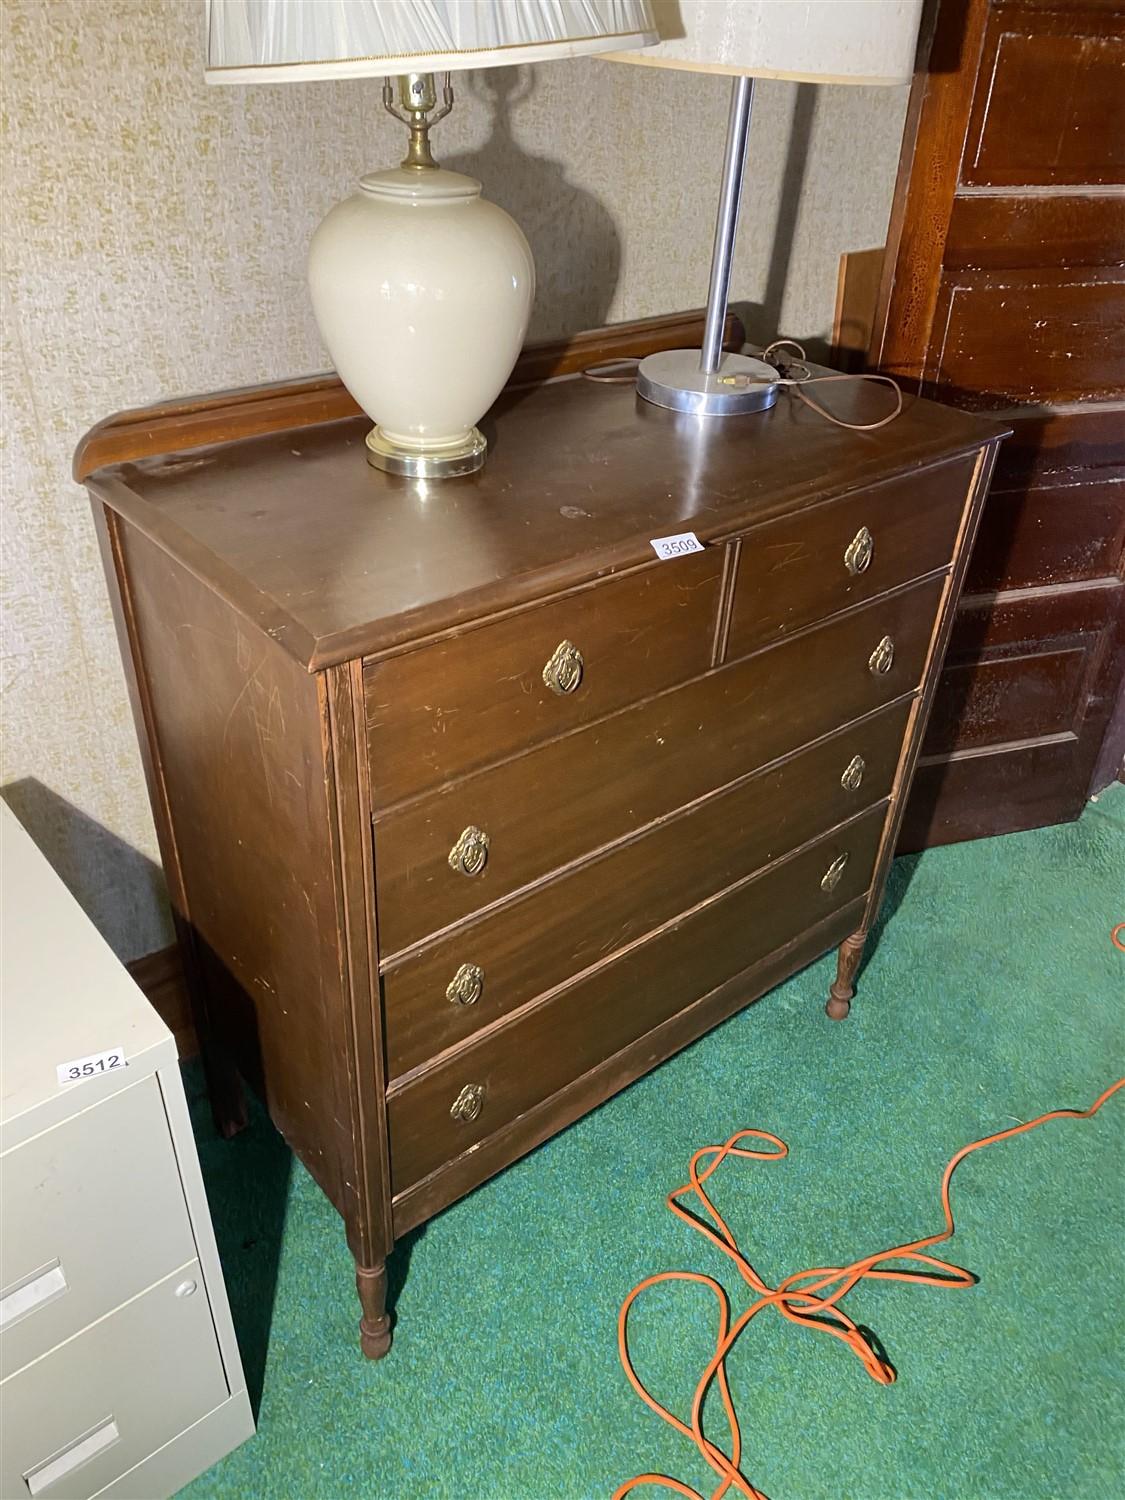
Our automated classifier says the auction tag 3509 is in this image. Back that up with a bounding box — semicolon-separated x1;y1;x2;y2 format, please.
650;531;705;561
56;1047;127;1087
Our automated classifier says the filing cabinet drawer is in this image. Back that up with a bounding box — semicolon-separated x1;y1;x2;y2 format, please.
727;453;974;660
0;1261;227;1500
387;803;888;1193
0;1077;196;1381
374;575;944;955
363;548;723;807
382;698;911;1079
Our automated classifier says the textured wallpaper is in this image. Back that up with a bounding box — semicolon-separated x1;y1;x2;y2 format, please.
0;0;908;961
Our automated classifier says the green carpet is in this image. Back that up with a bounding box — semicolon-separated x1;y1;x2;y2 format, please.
181;787;1125;1500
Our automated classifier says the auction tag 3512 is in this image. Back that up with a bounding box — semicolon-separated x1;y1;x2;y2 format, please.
650;531;705;561
56;1047;127;1086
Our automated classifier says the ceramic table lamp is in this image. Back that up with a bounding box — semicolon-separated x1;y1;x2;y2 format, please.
205;1;656;476
606;0;924;417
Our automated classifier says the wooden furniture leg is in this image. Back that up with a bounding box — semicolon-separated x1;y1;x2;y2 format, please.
177;929;249;1140
200;1043;248;1141
355;1261;392;1360
826;929;867;1020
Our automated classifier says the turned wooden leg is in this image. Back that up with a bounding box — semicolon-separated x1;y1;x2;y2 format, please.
826;930;867;1020
356;1261;392;1359
201;1042;248;1140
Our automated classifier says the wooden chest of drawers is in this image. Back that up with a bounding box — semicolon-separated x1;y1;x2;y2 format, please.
77;316;1005;1357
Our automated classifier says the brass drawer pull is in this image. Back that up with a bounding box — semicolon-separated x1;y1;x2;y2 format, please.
542;639;584;696
844;526;874;575
868;635;895;675
448;825;490;877
450;1083;485;1123
840;754;866;792
821;853;849;892
446;963;484;1007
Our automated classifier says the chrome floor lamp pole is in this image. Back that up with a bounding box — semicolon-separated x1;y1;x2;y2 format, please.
636;76;780;417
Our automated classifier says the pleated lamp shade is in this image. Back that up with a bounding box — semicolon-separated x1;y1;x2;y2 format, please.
606;0;924;85
205;0;657;84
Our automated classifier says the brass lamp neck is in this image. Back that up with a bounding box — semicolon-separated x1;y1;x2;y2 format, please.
382;72;454;170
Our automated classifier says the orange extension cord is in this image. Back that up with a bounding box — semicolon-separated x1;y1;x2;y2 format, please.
614;1076;1124;1500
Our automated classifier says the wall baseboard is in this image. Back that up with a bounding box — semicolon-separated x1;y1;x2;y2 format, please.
127;945;198;1059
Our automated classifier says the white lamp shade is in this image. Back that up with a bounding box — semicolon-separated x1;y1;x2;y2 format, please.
205;0;657;83
606;0;924;85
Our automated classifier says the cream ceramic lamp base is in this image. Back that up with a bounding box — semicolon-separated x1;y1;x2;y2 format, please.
308;161;534;479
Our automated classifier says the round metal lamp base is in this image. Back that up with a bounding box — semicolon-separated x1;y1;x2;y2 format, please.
636;349;779;417
365;424;487;478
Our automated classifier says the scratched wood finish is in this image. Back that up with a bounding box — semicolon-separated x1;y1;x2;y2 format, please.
991;404;1125;487
727;454;974;659
871;0;1125;845
382;701;911;1080
73;309;745;484
387;805;887;1194
373;577;944;958
364;548;723;809
964;476;1125;592
944;193;1125;271
959;3;1125;189
925;268;1125;407
925;648;1089;754
922;577;1122;748
83;311;1002;1356
391;898;865;1235
85;371;995;674
115;526;357;1219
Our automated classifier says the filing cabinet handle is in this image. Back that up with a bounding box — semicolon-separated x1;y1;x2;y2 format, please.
542;639;584;696
24;1417;120;1497
821;853;849;892
448;825;490;877
844;526;874;575
868;635;895;676
0;1259;67;1327
446;963;484;1007
450;1083;485;1123
840;754;866;792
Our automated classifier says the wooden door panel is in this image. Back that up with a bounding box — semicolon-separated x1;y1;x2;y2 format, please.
949;577;1120;653
923;648;1089;753
991;406;1125;488
962;4;1125;187
945;194;1125;271
927;269;1125;406
965;477;1125;591
900;738;1088;849
873;0;1125;840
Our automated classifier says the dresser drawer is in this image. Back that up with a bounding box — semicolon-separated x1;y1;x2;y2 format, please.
374;575;943;955
383;698;910;1079
727;454;974;660
0;1261;227;1500
0;1077;196;1381
387;804;886;1192
363;549;723;808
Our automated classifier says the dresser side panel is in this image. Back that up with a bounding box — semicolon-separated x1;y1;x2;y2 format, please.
874;439;1000;888
115;523;356;1215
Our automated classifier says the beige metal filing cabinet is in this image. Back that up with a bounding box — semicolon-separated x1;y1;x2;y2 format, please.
0;805;253;1498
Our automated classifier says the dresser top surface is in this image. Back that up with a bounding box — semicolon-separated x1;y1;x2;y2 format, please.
90;371;1004;670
